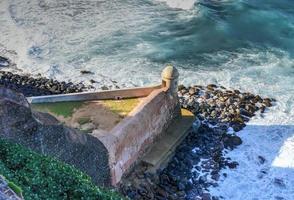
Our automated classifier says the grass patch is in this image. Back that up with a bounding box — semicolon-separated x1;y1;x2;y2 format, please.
32;101;85;118
102;98;139;117
0;139;125;200
78;117;91;125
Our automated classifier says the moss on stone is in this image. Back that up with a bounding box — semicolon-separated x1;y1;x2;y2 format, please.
102;98;139;117
31;98;140;119
78;117;92;125
32;101;85;117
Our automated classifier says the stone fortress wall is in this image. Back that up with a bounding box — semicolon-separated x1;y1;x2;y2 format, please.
1;66;182;186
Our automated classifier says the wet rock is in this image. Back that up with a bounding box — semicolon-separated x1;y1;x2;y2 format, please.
101;86;109;90
231;122;245;132
90;79;97;83
223;135;242;149
189;87;197;95
227;161;239;169
262;98;272;107
0;71;88;97
80;70;94;75
274;178;286;188
178;182;185;191
0;56;9;67
178;84;186;91
211;173;220;181
258;156;266;164
202;193;211;200
207;84;217;90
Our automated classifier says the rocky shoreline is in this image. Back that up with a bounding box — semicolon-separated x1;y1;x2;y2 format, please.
0;71;93;97
119;85;274;200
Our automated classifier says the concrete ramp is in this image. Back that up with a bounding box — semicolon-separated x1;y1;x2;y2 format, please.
142;109;195;171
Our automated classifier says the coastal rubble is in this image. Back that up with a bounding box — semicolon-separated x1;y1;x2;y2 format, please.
120;84;274;200
0;71;91;96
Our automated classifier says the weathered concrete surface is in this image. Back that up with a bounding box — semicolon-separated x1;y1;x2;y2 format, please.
0;87;110;186
27;84;161;103
141;108;195;171
93;87;181;185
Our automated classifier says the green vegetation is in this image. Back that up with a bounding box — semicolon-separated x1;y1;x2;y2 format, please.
31;101;84;118
103;98;139;117
78;117;92;125
0;139;125;200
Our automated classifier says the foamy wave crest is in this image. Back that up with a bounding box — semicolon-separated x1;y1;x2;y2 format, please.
157;0;197;10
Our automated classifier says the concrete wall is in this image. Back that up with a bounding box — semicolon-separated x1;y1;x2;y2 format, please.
27;85;161;103
93;88;180;185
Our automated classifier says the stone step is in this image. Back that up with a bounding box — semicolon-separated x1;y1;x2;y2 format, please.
141;109;195;171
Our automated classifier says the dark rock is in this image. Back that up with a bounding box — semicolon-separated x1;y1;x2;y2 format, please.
178;84;185;91
0;56;9;67
263;98;272;107
202;193;211;200
80;70;94;75
90;79;97;83
240;108;254;117
223;135;242;149
178;182;185;191
227;161;239;169
101;86;109;90
274;178;286;188
258;156;266;164
0;71;87;97
0;87;38;134
211;173;220;181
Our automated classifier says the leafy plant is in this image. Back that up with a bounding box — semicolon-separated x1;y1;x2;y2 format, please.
0;139;125;200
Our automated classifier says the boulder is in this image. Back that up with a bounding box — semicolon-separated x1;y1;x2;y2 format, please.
223;135;242;149
0;87;38;134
